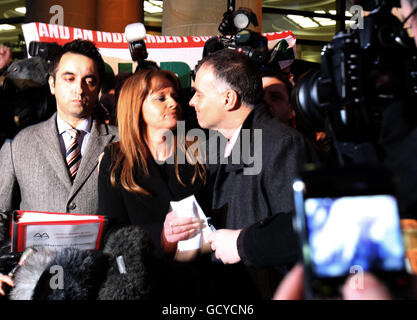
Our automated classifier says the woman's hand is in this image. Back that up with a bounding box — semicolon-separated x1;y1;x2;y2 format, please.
161;210;203;254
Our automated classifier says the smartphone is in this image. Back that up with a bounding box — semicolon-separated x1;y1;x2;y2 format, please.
293;166;410;299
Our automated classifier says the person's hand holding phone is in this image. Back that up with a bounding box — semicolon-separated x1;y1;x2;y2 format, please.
274;263;393;300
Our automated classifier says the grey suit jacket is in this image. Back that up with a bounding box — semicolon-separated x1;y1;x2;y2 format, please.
0;113;118;214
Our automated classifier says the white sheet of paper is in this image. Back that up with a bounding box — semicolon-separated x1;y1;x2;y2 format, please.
170;195;212;252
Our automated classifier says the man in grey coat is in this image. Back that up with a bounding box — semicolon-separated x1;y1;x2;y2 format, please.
0;39;118;215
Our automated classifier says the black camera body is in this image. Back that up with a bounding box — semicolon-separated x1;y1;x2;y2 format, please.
28;41;61;63
203;1;269;66
293;3;417;144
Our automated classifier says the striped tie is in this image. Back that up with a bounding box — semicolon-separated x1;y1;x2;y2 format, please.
66;128;81;181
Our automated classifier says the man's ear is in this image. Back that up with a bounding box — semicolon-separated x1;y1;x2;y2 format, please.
223;89;239;112
48;75;56;95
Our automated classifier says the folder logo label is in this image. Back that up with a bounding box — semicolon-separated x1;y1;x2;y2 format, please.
33;232;50;240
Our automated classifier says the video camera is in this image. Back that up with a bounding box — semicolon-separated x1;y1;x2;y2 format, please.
292;1;417;149
28;41;61;62
203;0;269;66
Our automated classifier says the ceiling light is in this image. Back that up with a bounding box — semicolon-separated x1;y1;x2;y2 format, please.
287;15;319;28
0;24;16;31
328;10;337;15
314;17;336;26
15;7;26;15
148;0;163;5
144;6;163;14
144;1;163;14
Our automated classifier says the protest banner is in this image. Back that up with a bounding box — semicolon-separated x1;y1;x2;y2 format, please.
22;22;296;87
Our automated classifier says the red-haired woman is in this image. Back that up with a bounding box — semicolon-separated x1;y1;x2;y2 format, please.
98;69;209;258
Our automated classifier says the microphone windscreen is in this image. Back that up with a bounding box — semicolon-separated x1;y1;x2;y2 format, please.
9;249;57;300
31;247;109;300
102;225;154;271
124;22;147;42
98;226;154;300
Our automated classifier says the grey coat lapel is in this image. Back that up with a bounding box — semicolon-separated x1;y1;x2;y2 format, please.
69;120;114;199
35;113;73;190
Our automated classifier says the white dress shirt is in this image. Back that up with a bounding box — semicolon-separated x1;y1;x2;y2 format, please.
57;114;92;159
224;124;243;158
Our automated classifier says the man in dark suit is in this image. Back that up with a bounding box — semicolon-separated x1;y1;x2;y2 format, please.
0;39;118;215
189;49;317;298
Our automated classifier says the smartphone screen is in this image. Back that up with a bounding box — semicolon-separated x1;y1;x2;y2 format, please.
304;194;405;278
294;166;409;299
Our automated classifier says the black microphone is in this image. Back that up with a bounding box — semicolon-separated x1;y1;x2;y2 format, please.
8;247;38;278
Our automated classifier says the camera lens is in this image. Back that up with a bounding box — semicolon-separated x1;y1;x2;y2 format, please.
292;70;328;133
235;30;251;44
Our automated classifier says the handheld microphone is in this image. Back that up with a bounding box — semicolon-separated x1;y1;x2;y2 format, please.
8;247;38;278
